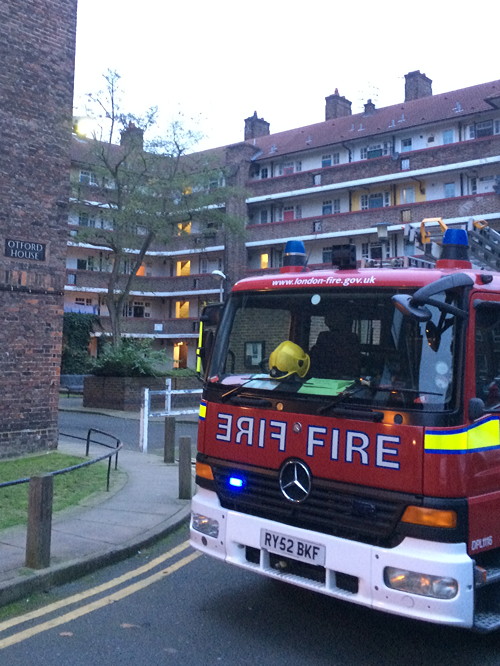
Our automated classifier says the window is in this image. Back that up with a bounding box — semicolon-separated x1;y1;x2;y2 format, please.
283;205;302;221
321;154;332;168
361;143;390;160
444;182;456;198
209;173;225;190
260;253;269;269
175;301;190;319
259;210;268;224
469;120;500;139
173;342;188;369
442;129;454;145
313;174;322;186
177;221;192;235
280;161;301;176
401;158;410;171
78;212;95;227
176;260;191;277
322;199;340;215
260;167;268;179
475;304;500;405
322;247;332;263
401;209;412;223
470;178;477;195
400;187;415;205
200;257;208;274
271;248;283;268
360;192;390;210
79;170;97;186
476;121;494;138
401;138;412;152
76;257;94;271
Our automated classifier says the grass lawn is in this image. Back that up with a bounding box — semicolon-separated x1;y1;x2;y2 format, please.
0;452;115;530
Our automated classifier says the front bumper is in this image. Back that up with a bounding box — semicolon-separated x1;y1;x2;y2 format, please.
190;487;475;628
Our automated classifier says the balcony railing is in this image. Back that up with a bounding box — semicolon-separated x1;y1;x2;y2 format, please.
65;271;221;294
245;192;500;243
93;317;200;337
246;135;500;199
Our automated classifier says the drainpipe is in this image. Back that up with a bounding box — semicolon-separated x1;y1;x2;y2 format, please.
342;143;352;163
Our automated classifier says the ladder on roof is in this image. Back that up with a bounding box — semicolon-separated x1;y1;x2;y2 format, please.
408;217;500;271
466;219;500;272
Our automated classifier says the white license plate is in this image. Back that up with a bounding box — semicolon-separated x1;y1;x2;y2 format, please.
260;529;326;566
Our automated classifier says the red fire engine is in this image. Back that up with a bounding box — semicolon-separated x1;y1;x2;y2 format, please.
190;219;500;632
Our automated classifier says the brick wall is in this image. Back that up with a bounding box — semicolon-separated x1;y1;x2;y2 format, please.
0;0;77;457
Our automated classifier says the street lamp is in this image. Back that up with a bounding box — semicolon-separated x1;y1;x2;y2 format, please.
211;269;226;302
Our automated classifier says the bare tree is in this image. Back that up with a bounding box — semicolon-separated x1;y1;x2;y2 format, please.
72;71;238;347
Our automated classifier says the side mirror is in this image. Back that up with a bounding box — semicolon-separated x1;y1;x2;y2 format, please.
392;294;432;322
200;303;223;326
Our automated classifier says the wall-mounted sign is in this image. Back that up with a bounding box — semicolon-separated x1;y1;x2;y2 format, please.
5;239;46;261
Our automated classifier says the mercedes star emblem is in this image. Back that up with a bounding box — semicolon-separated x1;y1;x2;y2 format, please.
279;459;312;503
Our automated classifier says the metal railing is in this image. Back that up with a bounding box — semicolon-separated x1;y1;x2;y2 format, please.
1;428;122;494
0;428;122;569
139;378;201;453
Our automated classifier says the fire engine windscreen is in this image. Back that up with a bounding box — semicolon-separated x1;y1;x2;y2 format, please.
208;288;461;411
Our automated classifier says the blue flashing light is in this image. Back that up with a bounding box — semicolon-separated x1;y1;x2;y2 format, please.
284;239;306;255
442;228;469;247
283;240;307;267
439;227;470;264
228;475;245;490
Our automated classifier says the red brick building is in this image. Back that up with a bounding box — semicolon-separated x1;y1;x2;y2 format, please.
0;0;77;457
67;71;500;370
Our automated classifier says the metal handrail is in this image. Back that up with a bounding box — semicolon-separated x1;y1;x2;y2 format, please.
0;428;122;493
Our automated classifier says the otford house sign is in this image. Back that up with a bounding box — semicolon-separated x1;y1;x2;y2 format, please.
5;239;46;261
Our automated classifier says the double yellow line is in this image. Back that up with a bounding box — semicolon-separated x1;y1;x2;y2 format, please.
0;540;199;650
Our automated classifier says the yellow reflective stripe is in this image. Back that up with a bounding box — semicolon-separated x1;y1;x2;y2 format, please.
468;418;500;451
196;321;203;373
199;401;207;420
425;418;500;453
425;430;467;452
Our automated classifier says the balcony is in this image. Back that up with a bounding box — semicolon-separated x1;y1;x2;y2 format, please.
68;223;224;255
246;135;500;200
65;270;221;295
245;192;500;244
95;317;199;337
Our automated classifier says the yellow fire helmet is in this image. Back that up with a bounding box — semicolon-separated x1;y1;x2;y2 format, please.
269;341;310;380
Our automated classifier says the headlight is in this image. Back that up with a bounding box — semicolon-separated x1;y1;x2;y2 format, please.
191;512;219;538
384;567;458;599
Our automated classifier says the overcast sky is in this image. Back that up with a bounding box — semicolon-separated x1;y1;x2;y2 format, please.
74;0;500;151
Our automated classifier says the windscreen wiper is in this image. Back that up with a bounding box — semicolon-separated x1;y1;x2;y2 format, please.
317;383;365;414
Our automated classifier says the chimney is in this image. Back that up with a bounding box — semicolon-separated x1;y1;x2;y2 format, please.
120;121;144;151
325;89;352;120
244;112;270;140
404;71;432;102
364;99;376;115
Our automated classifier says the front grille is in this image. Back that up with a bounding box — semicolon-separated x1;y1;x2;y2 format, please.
212;462;411;547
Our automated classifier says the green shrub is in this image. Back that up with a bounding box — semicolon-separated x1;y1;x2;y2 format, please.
92;340;166;377
61;313;98;374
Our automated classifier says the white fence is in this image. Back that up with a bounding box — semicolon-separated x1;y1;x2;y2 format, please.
139;378;202;453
